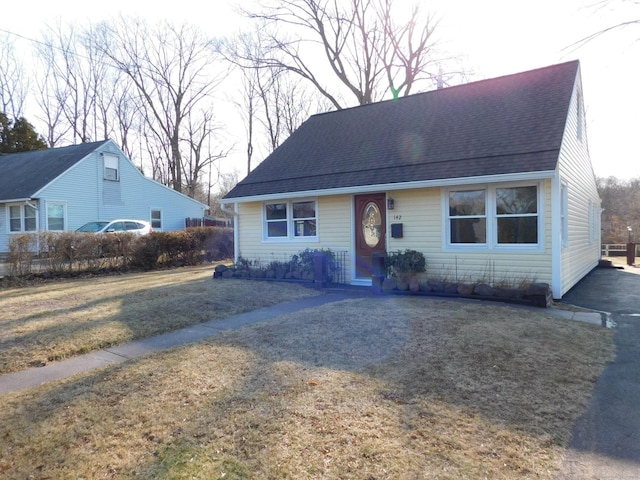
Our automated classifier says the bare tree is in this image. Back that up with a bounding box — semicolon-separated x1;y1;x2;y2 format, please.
33;51;70;147
597;175;640;243
378;0;440;99
33;29;72;146
567;0;640;49
208;169;240;218
183;108;232;198
36;23;103;143
99;18;224;193
109;80;139;160
236;0;449;108
230;33;262;175
0;33;28;119
255;69;320;152
236;69;259;175
223;29;325;172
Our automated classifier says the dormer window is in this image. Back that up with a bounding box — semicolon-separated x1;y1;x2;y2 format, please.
104;154;119;181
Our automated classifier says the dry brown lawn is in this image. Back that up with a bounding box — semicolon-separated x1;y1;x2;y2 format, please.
0;265;319;374
0;278;614;479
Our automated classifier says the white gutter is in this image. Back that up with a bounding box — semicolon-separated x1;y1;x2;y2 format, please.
224;170;557;204
1;197;32;203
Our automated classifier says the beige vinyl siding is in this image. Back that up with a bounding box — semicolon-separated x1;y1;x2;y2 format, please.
237;195;353;277
386;184;553;287
557;76;601;296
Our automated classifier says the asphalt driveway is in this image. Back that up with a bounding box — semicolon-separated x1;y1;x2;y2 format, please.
559;263;640;479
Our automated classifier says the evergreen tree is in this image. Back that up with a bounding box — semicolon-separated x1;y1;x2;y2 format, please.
0;112;47;153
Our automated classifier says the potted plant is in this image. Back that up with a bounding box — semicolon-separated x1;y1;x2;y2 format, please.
385;249;426;290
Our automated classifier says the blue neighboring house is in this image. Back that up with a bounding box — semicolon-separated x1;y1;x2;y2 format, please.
0;139;207;254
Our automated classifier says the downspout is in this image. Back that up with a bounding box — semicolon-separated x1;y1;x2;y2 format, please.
220;201;239;264
25;199;41;253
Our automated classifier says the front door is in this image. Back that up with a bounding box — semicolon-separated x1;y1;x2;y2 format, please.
355;193;386;279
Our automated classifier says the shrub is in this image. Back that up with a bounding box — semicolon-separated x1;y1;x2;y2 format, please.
4;226;234;278
7;234;37;276
131;232;162;269
385;249;426;282
291;248;339;281
202;227;233;261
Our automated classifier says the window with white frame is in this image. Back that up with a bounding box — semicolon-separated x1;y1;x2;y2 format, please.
264;199;317;240
151;209;162;230
446;184;540;249
495;186;538;244
448;189;486;243
8;203;37;233
103;153;119;181
47;202;65;231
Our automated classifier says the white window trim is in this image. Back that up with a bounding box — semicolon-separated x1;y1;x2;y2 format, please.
262;198;319;242
150;208;163;231
442;181;544;253
45;201;67;231
7;202;39;234
103;153;120;181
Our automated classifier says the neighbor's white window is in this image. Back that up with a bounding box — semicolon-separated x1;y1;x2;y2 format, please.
8;203;37;233
446;183;541;249
151;209;162;230
103;153;119;181
264;199;317;240
46;202;66;231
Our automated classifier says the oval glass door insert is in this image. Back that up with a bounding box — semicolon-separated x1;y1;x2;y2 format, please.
362;202;382;247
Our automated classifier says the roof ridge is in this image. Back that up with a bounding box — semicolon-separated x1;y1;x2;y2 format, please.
310;60;580;119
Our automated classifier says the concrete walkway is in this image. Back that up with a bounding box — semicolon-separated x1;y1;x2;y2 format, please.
0;291;365;395
0;285;604;396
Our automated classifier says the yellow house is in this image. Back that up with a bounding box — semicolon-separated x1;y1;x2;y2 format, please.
222;61;600;300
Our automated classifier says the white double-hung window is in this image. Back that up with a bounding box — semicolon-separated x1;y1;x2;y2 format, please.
46;202;66;231
103;153;119;181
445;183;541;250
8;203;37;233
264;199;317;240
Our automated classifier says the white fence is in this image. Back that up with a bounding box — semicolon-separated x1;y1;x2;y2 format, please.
601;244;638;257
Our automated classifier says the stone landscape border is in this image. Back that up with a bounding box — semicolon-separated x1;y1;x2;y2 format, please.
213;263;553;308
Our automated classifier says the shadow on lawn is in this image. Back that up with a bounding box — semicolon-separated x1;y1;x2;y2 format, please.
0;277;213;373
0;289;622;478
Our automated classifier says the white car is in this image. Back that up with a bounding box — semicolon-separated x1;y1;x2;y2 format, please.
76;219;153;235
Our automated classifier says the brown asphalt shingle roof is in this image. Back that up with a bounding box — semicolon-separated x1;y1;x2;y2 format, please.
225;60;579;200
